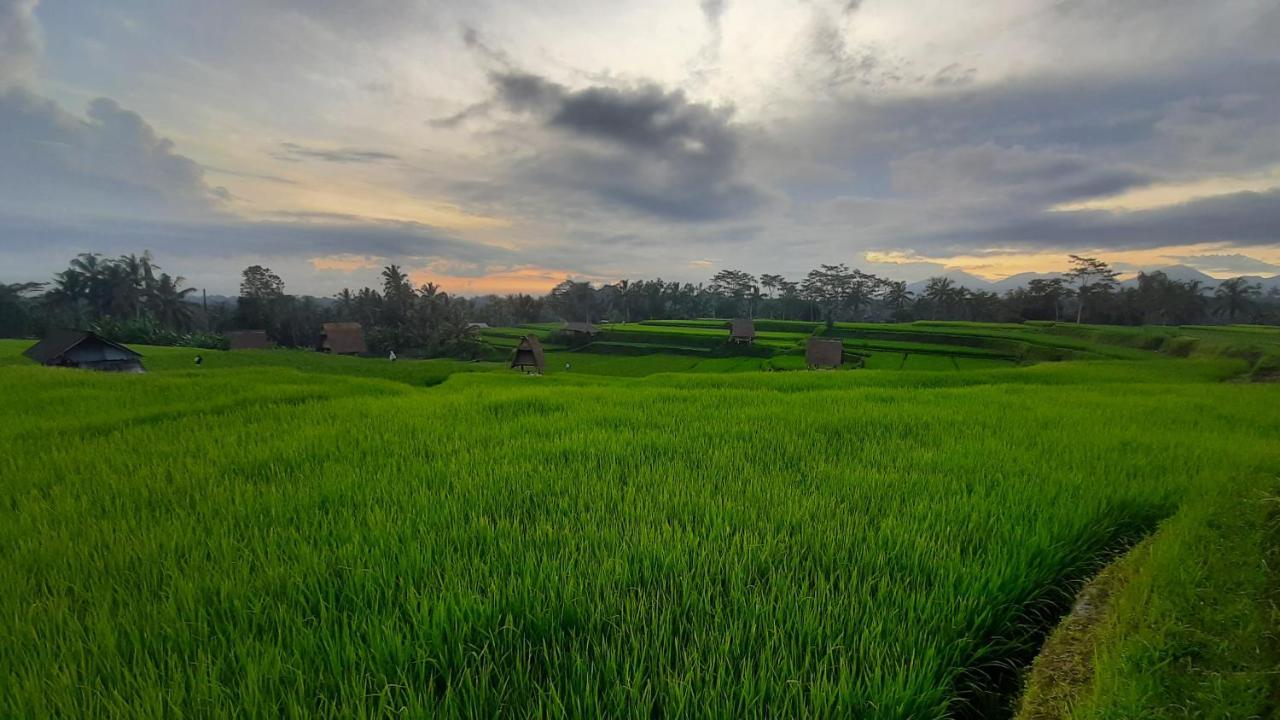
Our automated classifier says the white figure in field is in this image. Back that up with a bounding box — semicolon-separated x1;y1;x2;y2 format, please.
565;362;571;371
388;350;397;362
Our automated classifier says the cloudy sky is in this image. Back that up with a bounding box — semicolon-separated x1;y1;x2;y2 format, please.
1;0;1278;295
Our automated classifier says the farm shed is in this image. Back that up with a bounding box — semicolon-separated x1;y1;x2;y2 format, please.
729;318;756;344
562;322;600;336
23;330;145;372
226;330;271;350
806;337;844;369
511;335;546;373
317;322;367;355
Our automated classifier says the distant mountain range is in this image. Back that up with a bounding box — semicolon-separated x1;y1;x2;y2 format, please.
907;265;1280;295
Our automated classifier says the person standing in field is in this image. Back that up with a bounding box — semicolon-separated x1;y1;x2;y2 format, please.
389;350;397;362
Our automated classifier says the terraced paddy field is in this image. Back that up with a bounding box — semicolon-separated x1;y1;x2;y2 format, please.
2;325;1278;718
478;319;1280;376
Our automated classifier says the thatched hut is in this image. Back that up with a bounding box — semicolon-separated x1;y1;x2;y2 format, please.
729;318;756;344
511;335;545;373
317;322;367;355
562;321;600;337
226;330;271;350
24;330;144;372
806;337;844;369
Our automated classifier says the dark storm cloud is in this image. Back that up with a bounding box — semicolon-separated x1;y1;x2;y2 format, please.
779;51;1280;256
820;63;1280;171
272;142;400;164
485;70;765;222
891;144;1154;204
0;88;224;220
0;211;510;265
914;188;1280;253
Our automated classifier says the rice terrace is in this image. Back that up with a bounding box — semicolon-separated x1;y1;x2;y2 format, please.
3;314;1280;718
5;0;1280;717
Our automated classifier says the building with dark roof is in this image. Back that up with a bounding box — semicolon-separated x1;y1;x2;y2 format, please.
511;335;545;373
729;318;756;344
562;322;600;336
226;330;272;350
317;322;367;355
24;330;145;372
806;337;844;369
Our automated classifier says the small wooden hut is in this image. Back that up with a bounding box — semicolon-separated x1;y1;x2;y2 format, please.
226;330;272;350
511;335;546;374
729;318;756;344
806;337;844;369
317;322;367;355
562;321;600;337
24;330;144;372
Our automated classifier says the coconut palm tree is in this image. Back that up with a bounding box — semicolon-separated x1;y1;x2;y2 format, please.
148;273;196;329
923;277;956;320
881;280;914;311
1214;277;1261;322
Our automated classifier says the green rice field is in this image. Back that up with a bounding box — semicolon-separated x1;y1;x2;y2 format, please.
2;324;1279;718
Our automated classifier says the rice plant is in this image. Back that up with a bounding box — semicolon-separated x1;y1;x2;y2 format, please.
1;339;1277;718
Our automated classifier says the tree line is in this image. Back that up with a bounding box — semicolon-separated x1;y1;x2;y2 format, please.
2;252;1277;354
532;255;1279;327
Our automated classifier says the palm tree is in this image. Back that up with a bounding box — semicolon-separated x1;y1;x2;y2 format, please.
614;279;633;322
923;277;955;320
881;280;914;311
101;261;141;319
120;252;159;319
335;288;355;321
148;273;196;329
1214;277;1261;322
46;266;92;325
0;282;46;336
747;285;763;319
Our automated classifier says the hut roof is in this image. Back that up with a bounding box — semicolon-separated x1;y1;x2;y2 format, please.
729;318;756;340
511;335;546;372
23;330;141;365
226;330;272;350
806;337;844;368
562;321;600;335
319;322;367;354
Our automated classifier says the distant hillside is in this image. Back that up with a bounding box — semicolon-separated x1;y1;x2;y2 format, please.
905;271;994;295
953;265;1280;294
1118;265;1219;288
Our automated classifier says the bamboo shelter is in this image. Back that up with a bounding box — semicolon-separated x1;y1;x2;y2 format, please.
562;322;600;337
511;335;546;374
806;337;844;369
729;318;756;344
317;323;367;355
24;330;144;372
226;330;272;350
